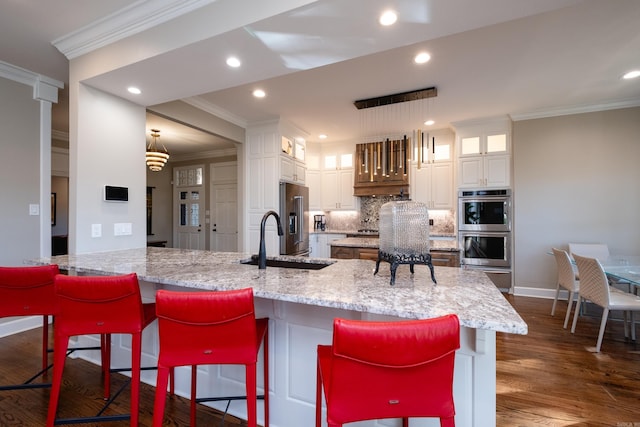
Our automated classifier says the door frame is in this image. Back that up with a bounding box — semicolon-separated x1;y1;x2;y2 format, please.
173;165;205;250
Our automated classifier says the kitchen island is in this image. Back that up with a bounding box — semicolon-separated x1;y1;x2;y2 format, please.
31;247;526;427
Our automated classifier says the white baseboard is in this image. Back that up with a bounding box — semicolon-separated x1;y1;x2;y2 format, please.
512;286;566;300
0;316;50;338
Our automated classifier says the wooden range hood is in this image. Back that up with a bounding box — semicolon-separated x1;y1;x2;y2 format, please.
354;138;410;196
352;86;437;197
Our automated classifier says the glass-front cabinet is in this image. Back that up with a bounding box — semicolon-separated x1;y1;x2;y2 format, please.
281;136;306;184
452;116;512;189
459;133;508;157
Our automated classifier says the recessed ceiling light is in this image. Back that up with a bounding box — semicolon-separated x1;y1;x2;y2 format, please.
379;10;397;26
424;119;435;126
414;52;431;64
622;70;640;79
318;134;328;140
127;86;141;95
253;89;266;98
226;57;241;68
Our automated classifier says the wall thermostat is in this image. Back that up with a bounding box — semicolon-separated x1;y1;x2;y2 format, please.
104;185;128;202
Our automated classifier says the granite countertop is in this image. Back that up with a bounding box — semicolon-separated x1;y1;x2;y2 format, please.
330;237;459;251
29;248;526;335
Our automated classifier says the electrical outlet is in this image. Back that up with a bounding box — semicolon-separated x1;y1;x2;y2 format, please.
91;224;102;238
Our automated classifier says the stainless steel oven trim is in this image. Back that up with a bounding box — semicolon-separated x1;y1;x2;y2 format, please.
458;231;511;268
458;193;512;232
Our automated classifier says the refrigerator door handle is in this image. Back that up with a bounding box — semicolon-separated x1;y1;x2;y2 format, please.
294;195;303;244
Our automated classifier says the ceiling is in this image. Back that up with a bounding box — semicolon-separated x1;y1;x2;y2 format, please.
2;0;639;156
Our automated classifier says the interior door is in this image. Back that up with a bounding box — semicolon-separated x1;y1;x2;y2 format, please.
176;187;205;250
210;183;237;252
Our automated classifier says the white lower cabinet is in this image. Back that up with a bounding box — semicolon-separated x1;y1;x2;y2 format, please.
310;233;346;258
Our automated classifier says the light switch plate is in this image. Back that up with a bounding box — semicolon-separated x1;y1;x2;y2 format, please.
114;222;132;236
29;204;40;215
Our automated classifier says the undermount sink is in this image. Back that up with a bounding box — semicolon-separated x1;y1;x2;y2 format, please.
241;255;334;270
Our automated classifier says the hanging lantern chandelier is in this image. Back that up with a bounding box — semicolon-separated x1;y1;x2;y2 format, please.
145;129;169;172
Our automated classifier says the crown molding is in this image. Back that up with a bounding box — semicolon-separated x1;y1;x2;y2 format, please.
52;0;215;59
0;61;63;91
450;115;512;130
182;96;248;128
511;98;640;121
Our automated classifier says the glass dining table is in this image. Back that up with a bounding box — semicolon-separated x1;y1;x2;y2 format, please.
599;256;640;287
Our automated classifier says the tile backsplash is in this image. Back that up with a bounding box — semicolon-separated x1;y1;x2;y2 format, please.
312;196;455;234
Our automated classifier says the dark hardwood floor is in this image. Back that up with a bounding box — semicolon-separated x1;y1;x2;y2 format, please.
1;295;640;426
0;327;248;427
497;295;640;426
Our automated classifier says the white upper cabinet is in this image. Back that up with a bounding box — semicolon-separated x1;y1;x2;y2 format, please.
410;161;454;209
409;129;454;209
324;152;353;170
318;143;356;210
459;133;509;157
280;137;306;184
453;116;512;189
458;154;510;188
322;168;356;210
413;131;453;164
306;169;322;210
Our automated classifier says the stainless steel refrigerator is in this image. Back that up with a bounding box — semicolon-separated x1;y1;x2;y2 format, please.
279;182;309;256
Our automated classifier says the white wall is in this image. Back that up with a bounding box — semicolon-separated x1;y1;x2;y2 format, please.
512;107;640;296
69;84;147;253
0;77;42;265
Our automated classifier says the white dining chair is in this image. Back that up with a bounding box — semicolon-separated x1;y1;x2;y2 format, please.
570;254;640;352
568;242;631;292
551;248;580;329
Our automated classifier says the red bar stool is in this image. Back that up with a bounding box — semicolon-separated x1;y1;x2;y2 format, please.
152;288;269;427
0;264;59;390
46;273;156;426
316;314;460;427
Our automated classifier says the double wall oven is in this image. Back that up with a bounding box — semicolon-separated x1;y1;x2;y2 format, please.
458;189;512;269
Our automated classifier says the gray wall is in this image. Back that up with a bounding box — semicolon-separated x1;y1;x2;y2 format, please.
512;107;640;296
0;78;42;265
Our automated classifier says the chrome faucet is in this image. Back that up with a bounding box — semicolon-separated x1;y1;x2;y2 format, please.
258;210;284;269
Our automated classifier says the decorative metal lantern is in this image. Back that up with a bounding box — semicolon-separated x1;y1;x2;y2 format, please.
374;200;436;285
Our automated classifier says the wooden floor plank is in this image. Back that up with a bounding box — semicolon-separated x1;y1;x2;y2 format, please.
497;295;640;426
1;294;640;426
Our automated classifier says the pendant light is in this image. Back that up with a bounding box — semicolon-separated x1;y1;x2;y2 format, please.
146;129;169;172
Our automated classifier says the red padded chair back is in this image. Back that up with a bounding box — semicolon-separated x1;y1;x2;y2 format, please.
53;273;145;336
0;265;59;316
155;288;259;366
328;314;460;425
